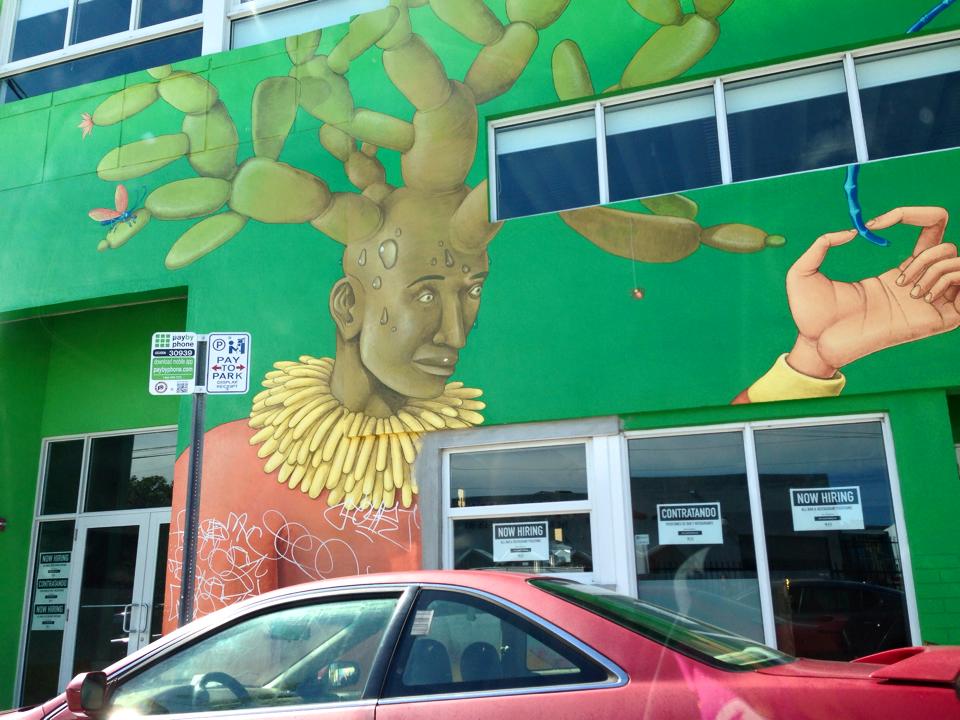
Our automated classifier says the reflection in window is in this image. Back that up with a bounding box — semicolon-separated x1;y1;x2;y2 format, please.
1;30;202;104
495;111;599;220
628;433;763;642
858;43;960;161
453;513;592;573
72;0;133;45
754;422;909;660
726;64;857;181
231;0;387;49
605;89;721;202
20;520;75;706
41;439;84;516
110;596;400;713
449;445;587;507
384;590;608;697
85;431;176;511
9;0;200;62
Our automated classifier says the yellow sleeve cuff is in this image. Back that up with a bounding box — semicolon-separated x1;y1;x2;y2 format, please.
747;354;846;403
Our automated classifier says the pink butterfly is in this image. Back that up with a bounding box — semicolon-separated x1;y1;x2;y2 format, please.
89;184;142;227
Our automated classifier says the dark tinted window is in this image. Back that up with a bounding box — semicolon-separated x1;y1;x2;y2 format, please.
10;1;69;61
383;589;610;697
1;30;201;104
496;111;599;220
72;0;132;45
606;89;721;201
84;431;176;511
41;439;84;515
727;64;857;181
858;44;960;160
628;432;763;642
140;0;203;27
449;445;587;507
754;422;910;660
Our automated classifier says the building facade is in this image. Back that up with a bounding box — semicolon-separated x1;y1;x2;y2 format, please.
2;0;960;708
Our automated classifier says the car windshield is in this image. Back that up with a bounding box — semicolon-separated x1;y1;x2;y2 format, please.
530;579;794;671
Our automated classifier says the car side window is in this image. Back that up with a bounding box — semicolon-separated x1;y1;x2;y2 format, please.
382;589;609;698
108;595;399;715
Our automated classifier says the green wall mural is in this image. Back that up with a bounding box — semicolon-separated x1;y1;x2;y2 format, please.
2;0;960;628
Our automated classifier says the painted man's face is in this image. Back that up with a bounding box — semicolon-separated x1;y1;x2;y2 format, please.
354;234;489;400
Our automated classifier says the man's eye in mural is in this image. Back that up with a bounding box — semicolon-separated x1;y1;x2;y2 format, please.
79;0;785;511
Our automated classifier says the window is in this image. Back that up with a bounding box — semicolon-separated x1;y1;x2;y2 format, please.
0;0;385;103
754;423;911;659
605;88;721;201
8;0;201;62
382;589;610;698
18;428;176;706
495;111;599;220
448;443;594;575
857;42;960;160
725;64;857;181
231;0;387;49
425;414;920;662
627;417;917;661
109;594;400;713
489;38;960;221
628;432;764;642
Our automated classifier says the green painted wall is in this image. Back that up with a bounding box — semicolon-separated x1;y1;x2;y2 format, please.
0;320;51;708
0;299;184;706
2;0;960;696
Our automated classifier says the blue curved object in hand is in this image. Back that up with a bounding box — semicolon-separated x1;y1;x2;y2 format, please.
844;164;889;247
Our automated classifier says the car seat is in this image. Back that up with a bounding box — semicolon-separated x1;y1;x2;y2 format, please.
403;638;453;689
459;641;502;682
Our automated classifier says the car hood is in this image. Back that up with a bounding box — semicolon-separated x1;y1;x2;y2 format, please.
758;647;960;686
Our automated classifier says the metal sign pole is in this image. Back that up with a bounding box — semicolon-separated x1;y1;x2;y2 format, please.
178;337;207;627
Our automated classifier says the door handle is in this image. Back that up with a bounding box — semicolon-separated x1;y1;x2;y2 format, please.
121;604;134;633
138;603;150;634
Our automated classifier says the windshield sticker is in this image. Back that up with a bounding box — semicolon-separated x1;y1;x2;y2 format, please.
657;502;723;545
410;610;435;636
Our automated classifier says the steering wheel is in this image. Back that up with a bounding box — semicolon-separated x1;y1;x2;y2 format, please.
191;671;250;707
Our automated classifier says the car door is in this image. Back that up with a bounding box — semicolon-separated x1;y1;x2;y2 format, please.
375;587;632;720
50;589;409;720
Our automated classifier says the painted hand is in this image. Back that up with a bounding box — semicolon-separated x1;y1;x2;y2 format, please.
785;206;956;378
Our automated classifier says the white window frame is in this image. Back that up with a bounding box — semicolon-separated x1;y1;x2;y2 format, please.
488;28;960;222
623;412;922;651
14;424;177;706
0;0;378;90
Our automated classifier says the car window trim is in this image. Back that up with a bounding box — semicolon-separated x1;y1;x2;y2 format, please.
377;583;627;705
43;583;414;720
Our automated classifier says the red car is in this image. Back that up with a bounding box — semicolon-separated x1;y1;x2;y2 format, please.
8;571;960;720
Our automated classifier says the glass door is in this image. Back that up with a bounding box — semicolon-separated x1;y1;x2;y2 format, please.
58;509;170;690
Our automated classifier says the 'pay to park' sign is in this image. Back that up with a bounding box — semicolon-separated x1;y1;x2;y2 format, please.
206;332;251;394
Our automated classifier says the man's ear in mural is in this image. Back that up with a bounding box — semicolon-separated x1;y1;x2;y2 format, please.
330;277;363;341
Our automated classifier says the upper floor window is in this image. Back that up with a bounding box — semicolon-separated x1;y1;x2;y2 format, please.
0;0;386;104
857;42;960;160
231;0;386;49
489;39;960;222
8;0;201;62
725;63;857;182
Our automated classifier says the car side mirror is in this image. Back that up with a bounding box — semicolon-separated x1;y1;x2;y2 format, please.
66;672;108;719
326;661;360;689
